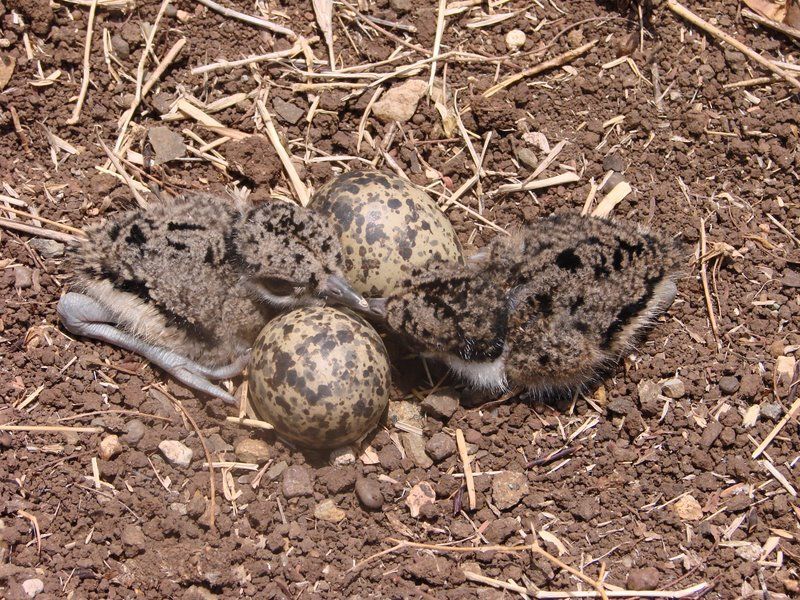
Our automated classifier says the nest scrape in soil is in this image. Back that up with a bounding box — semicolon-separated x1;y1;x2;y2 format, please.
1;0;799;598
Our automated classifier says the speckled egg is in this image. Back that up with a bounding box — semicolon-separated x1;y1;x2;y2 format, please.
248;306;390;449
311;170;463;297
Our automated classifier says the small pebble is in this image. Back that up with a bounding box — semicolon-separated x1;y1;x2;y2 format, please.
355;477;384;510
121;419;145;444
421;389;459;421
401;432;433;468
719;375;740;395
272;97;305;125
148;126;186;164
265;460;288;481
330;446;356;466
29;238;65;258
425;432;456;463
491;470;529;510
483;517;517;543
282;465;313;498
158;440;193;467
602;152;626;172
120;524;146;557
22;578;44;598
661;377;686;399
505;29;526;51
314;499;346;523
372;79;427;123
627;567;661;591
14;266;33;289
700;421;723;448
234;439;270;463
99;434;122;460
573;497;600;521
761;402;783;422
739;373;762;399
110;33;130;59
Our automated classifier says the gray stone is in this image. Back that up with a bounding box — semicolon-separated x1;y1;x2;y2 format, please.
602;152;626;172
148;126;186;164
719;376;740;395
29;238;65;258
265;460;288;481
234;439;270;463
282;465;313;498
425;432;456;462
355;477;384;510
661;377;686;399
121;419;145;444
491;471;529;510
272;97;305;125
761;402;784;421
421;389;459;421
14;266;33;289
110;33;130;59
159;440;193;467
401;432;433;469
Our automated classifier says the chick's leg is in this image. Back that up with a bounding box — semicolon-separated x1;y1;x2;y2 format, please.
57;292;243;404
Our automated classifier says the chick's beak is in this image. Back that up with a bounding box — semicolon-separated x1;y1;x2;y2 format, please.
320;275;370;311
367;298;388;318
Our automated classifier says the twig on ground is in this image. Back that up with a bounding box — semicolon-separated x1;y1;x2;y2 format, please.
0;205;85;236
0;425;104;433
66;0;98;125
741;8;800;44
97;136;149;208
428;0;447;92
455;429;476;510
194;0;296;38
255;99;311;206
141;37;186;98
496;172;580;195
158;385;217;530
666;0;800;91
225;416;275;430
698;218;720;342
0;218;82;244
752;396;800;459
9;105;32;156
17;510;42;556
191;39;312;75
484;41;597;98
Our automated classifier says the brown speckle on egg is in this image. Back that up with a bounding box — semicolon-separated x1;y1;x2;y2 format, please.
311;170;463;297
248;306;391;449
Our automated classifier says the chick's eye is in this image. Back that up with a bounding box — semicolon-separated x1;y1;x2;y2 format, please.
259;277;298;296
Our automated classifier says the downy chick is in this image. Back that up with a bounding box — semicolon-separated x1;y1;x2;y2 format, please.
58;193;368;403
370;214;682;396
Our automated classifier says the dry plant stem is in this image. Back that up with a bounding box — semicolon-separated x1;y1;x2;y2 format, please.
9;106;32;156
698;218;720;342
428;0;447;92
0;217;82;244
116;0;171;148
723;76;777;89
17;510;41;556
741;8;800;43
455;429;476;510
752;396;800;459
666;1;800;91
484;40;597;98
1;205;85;235
164;390;217;530
194;0;296;38
141;37;186;98
0;425;104;433
97;137;149;208
191;40;310;75
66;0;98;125
225;416;275;430
255;100;311;206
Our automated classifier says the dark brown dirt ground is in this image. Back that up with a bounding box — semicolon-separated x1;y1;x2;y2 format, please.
1;0;799;598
